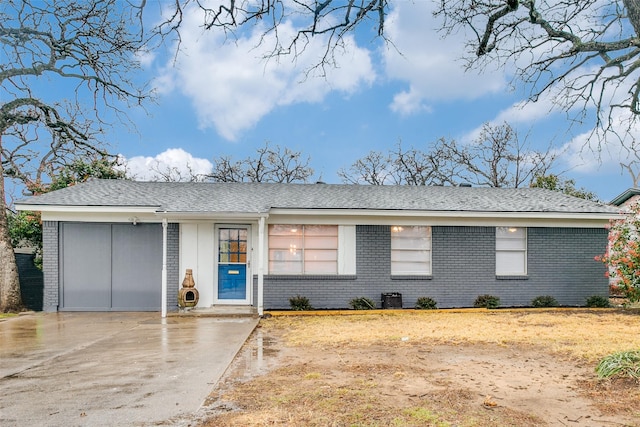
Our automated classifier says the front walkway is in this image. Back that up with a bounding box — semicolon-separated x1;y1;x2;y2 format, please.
173;305;258;317
0;312;258;426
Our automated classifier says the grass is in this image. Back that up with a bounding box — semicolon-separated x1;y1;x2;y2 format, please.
208;363;541;426
400;407;449;426
262;309;640;361
596;350;640;380
203;309;640;427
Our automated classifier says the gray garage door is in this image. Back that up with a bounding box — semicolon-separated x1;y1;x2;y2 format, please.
60;223;162;311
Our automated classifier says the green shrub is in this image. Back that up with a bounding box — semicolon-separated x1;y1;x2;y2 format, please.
289;295;313;311
531;295;559;308
596;350;640;380
586;295;610;308
349;297;376;310
473;294;500;309
415;297;438;310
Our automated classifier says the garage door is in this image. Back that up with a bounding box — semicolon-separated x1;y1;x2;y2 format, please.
60;223;162;311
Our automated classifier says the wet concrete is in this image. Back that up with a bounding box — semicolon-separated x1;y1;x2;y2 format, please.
0;312;258;426
184;328;284;424
212;329;281;384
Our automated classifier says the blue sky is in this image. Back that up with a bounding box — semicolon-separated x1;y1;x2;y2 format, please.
106;1;635;202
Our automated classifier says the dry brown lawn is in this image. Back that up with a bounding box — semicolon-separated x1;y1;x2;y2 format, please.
201;309;640;427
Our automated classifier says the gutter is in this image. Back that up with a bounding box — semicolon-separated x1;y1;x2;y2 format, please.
13;204;160;214
267;208;621;221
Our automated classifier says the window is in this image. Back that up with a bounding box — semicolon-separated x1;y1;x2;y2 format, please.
268;225;338;274
496;227;527;275
391;226;432;275
218;228;247;263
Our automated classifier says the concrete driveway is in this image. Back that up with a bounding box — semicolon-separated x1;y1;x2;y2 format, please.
0;312;258;426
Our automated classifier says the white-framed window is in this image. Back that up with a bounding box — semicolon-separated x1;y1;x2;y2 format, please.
496;227;527;275
268;225;338;274
391;226;432;275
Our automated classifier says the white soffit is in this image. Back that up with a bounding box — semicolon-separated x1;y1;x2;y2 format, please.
14;204;159;214
267;208;620;222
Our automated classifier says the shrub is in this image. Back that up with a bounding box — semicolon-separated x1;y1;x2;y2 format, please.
596;201;640;303
531;295;559;308
596;350;640;380
586;295;610;308
349;297;376;310
609;283;624;296
289;295;313;311
473;294;500;309
415;297;438;310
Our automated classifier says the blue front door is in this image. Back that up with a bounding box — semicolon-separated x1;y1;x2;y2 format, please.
218;264;247;299
217;227;249;302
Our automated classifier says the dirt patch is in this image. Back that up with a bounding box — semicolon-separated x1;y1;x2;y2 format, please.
201;311;640;426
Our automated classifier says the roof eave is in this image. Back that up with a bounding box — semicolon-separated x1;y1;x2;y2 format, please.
268;208;621;221
155;211;269;221
15;204;621;223
14;204;161;214
610;187;640;206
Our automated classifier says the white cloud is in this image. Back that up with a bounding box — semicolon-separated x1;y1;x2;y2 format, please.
494;99;556;125
558;113;640;175
458;97;559;144
155;6;375;141
135;48;156;68
120;148;213;182
390;86;433;116
384;1;507;116
560;132;613;173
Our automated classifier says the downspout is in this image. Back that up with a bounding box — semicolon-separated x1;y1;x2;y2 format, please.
161;218;168;318
258;215;266;316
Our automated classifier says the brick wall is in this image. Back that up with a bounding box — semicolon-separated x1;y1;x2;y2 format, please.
526;227;608;306
167;223;180;312
261;225;609;309
42;221;59;311
42;221;608;311
621;194;640;209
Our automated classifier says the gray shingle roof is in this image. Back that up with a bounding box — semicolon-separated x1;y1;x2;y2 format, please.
16;179;619;215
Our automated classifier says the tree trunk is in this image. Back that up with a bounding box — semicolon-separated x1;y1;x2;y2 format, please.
0;136;23;312
624;0;640;38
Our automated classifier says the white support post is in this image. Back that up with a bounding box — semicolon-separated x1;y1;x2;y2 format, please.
257;216;265;316
161;218;168;318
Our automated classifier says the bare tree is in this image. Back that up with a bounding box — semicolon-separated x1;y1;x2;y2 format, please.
435;1;640;143
338;142;455;186
620;138;640;187
340;123;557;187
338;150;394;185
436;122;557;188
208;156;247;183
208;142;314;183
140;161;208;183
0;0;151;311
391;143;457;186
